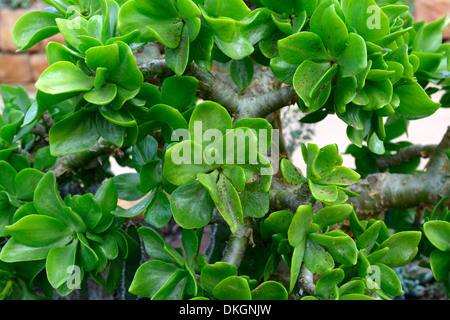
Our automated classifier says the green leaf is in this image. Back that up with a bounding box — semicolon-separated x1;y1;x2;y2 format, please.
83;84;118;106
304;238;335;274
264;210;293;235
5;215;73;248
424;220;450;252
34;172;75;229
278;32;330;65
49;110;100;156
129;260;179;298
213;276;252;300
338;33;368;78
230;57;254;92
313;204;353;229
165;26;190;76
239;181;270;218
12;11;61;52
313;4;348;58
376;263;403;297
161;76;199;111
93;178;117;233
308;230;358;265
288;205;313;247
200;261;238;293
430;250;450;282
394;82;441;120
139;159;161;193
315;268;344;300
280;158;306;185
72;194;102;231
36;61;94;95
356;220;382;252
251;281;288;300
214;29;254;60
46;239;78;288
138;227;183;266
378;231;421;267
144;186;172;228
163;140;219;186
368;132;385;155
290;239;306;292
309;180;338;203
33;146;57;171
77;233;98;272
293;61;335;109
344;0;390;42
171;180;214;229
0;161;17;194
13;168;44;201
198;172;243;233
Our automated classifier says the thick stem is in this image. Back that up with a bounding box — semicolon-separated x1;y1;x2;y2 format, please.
221;217;252;268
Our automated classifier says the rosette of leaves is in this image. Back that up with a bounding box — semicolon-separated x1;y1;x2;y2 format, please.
11;0;123;53
0;171;138;296
421;197;450;297
337;210;423;299
261;204;359;294
162;101;273;233
118;0;203;75
198;261;288;300
272;0;441;155
34;38;144;156
109;76;200;228
280;143;360;205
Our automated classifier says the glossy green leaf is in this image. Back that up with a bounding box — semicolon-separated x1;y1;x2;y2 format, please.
5;215;73;248
239;180;270;218
309;230;358;265
161;76;199;111
264;210;293;236
77;233;98;272
215;29;254;60
83;84;117;105
251;281;288;300
13;168;44;201
36;61;94;95
129;260;179;298
280;158;306;185
200;261;238;294
46;239;78;288
378;231;421;267
338;33;367;78
230;57;254;92
213;276;252;300
163;140;219;186
313;204;353;229
304;238;335;274
394;82;441;120
376;263;403;297
33;146;57;171
138;227;183;266
315;268;344;300
0;161;17;194
290;239;306;292
430;250;450;282
144;186;172;228
288;205;313;247
424;220;450;252
72;194;103;231
278;32;330;65
12;11;61;52
344;0;390;42
49;110;100;156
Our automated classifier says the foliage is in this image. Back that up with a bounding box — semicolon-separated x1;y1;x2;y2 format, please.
0;0;449;301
